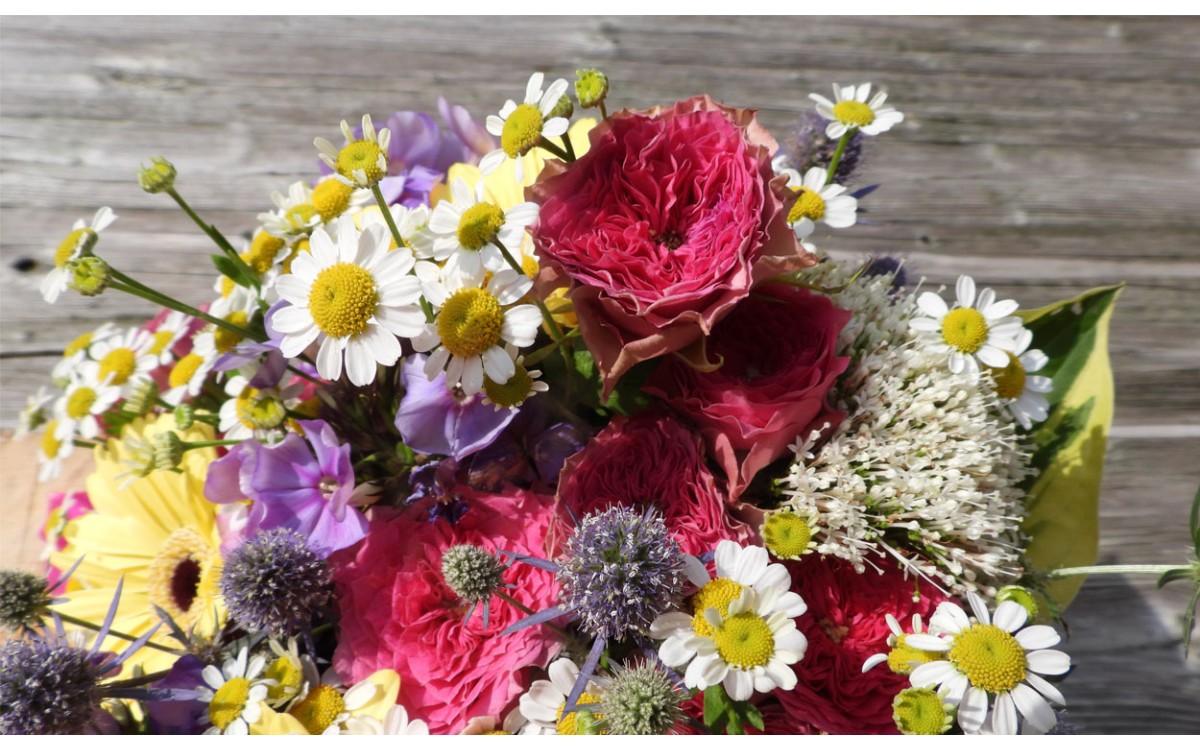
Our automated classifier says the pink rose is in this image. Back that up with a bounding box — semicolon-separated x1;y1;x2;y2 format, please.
531;96;815;396
555;413;752;556
331;486;562;734
644;283;850;500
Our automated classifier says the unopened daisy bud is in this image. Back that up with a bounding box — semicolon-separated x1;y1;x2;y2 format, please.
65;256;111;297
0;570;54;631
122;433;159;479
137;156;177;194
601;663;684;735
549;93;574;120
123;379;160;417
575;68;609;109
892;687;954;735
441;544;506;604
220;529;333;635
153;431;186;472
174;403;196;430
996;585;1039;621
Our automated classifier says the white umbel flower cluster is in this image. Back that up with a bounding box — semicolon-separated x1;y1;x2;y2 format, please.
778;260;1032;595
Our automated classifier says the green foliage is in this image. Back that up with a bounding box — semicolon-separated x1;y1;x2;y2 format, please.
702;684;764;735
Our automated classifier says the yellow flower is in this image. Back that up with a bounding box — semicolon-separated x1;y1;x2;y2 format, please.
252;670;403;735
49;414;226;674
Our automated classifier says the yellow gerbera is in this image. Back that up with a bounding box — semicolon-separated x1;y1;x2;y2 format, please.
49;414;227;674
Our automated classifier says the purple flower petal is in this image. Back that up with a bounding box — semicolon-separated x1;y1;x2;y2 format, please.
395;355;516;460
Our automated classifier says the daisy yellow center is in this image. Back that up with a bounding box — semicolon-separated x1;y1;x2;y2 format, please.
948;623;1027;695
714;611;775;669
308;262;379;338
209;677;251;731
521;253;539;278
247;232;286;274
787;187;826;224
220;273;237;298
457;202;506;251
312;180;354;221
762;512;813;559
290;684;346;734
437;287;504;358
501;103;544;158
336;140;386;184
98;347;137;385
213;310;250;354
940;308;989;354
236;387;287;431
886;634;944;675
691;577;744;637
286;204;317;230
149;329;175;356
555;692;604;735
265;656;304;704
483;363;532;408
148;526;211;626
833;100;876;127
169;353;205;389
65;387;97;419
892;687;952;735
41;421;62;459
990;352;1027;400
55;228;94;268
63;331;93;357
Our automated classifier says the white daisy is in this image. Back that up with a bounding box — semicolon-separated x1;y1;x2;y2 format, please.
357;202;433;255
193;287;260;359
910;275;1027;382
15;386;55;439
145;310;194;366
258;180;323;240
287;666;410;736
37;418;76;482
479;72;570;182
413;265;541;396
41;206;116;304
53;366;121;442
861;614;945;676
516;658;608;736
50;323;119;383
775;164;858;239
481;345;549;410
426;177;540;283
652;586;808;701
162;345;220;406
197;647;272;736
809;82;904;139
314;114;392;189
991;327;1053;430
271;221;426;386
87;327;159;397
344;704;430;736
218;373;302;442
904;592;1070;735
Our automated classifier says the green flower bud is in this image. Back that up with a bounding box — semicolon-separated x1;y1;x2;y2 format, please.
138;156;177;194
996;585;1039;621
575;69;609;110
153;431;185;472
174;403;196;430
66;256;111;297
549;94;574;120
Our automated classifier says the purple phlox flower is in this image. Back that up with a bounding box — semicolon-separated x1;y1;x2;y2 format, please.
142;655;208;734
438;96;497;159
395;354;517;461
405;460;470;524
204;419;368;557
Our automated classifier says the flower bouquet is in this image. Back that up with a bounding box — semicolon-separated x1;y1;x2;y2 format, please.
5;70;1198;736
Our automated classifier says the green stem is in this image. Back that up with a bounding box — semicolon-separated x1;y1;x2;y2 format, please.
180;439;243;450
599;102;609;121
824;131;852;186
370;183;435;323
1046;564;1180;579
107;272;262;343
493;238;572;364
72;439;98;449
165;188;239;258
560;131;577;162
51;611;179;654
106;670;173;690
537;136;571;162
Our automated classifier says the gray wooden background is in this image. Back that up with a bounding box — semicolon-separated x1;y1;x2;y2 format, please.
1;16;1198;733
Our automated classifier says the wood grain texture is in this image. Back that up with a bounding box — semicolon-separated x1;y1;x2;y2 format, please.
1;16;1197;734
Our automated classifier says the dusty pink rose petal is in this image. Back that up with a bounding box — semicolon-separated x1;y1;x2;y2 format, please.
555;412;753;556
645;283;851;500
331;487;563;734
531;96;814;396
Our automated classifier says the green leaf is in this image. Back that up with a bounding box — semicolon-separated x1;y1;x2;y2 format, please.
1157;568;1195;588
742;703;765;732
211;253;258;290
702;685;730;733
1018;284;1122;612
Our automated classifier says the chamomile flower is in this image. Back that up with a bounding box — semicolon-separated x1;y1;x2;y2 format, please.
271;222;426;386
427;178;540;282
54;367;121;442
88;327;158;395
194;287;260;359
37;419;76;482
910;275;1026;382
861;614;946;676
760;509;820;560
315;115;392;189
145;311;194;365
809;82;904;139
163;345;219;406
904;592;1070;735
517;658;608;735
357;203;433;255
197;647;271;736
218;373;303;442
651;586;807;701
479;72;571;182
413;266;541;396
41;207;116;304
258;181;323;240
990;328;1053;430
15;386;55;439
344;704;430;736
482;345;548;410
775;164;858;239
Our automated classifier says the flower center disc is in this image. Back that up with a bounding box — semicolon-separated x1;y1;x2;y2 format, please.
286;204;317;231
308;262;379;338
290;684;346;734
41;420;62;458
887;634;943;675
501;103;544;158
148;527;211;626
787;187;826;224
247;233;285;274
312;180;354;221
65;388;97;419
209;677;251;731
948;623;1027;694
833;100;876;127
99;347;137;385
169;353;204;388
940;308;989;354
762;512;813;559
437;287;504;358
483;363;532;407
893;687;951;735
691;577;744;637
265;656;303;703
715;611;775;669
213;311;250;354
555;692;604;735
236;387;287;431
149;330;175;356
457;202;506;251
990;352;1027;400
55;228;94;268
336;140;386;184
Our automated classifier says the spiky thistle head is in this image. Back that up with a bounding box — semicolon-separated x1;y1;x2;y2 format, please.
0;634;107;734
601;662;684;735
0;570;55;632
219;529;333;635
441;544;507;604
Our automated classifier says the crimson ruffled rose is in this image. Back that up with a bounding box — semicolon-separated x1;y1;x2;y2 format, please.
330;486;562;734
531;96;815;396
644;283;850;500
774;555;951;735
556;413;752;556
